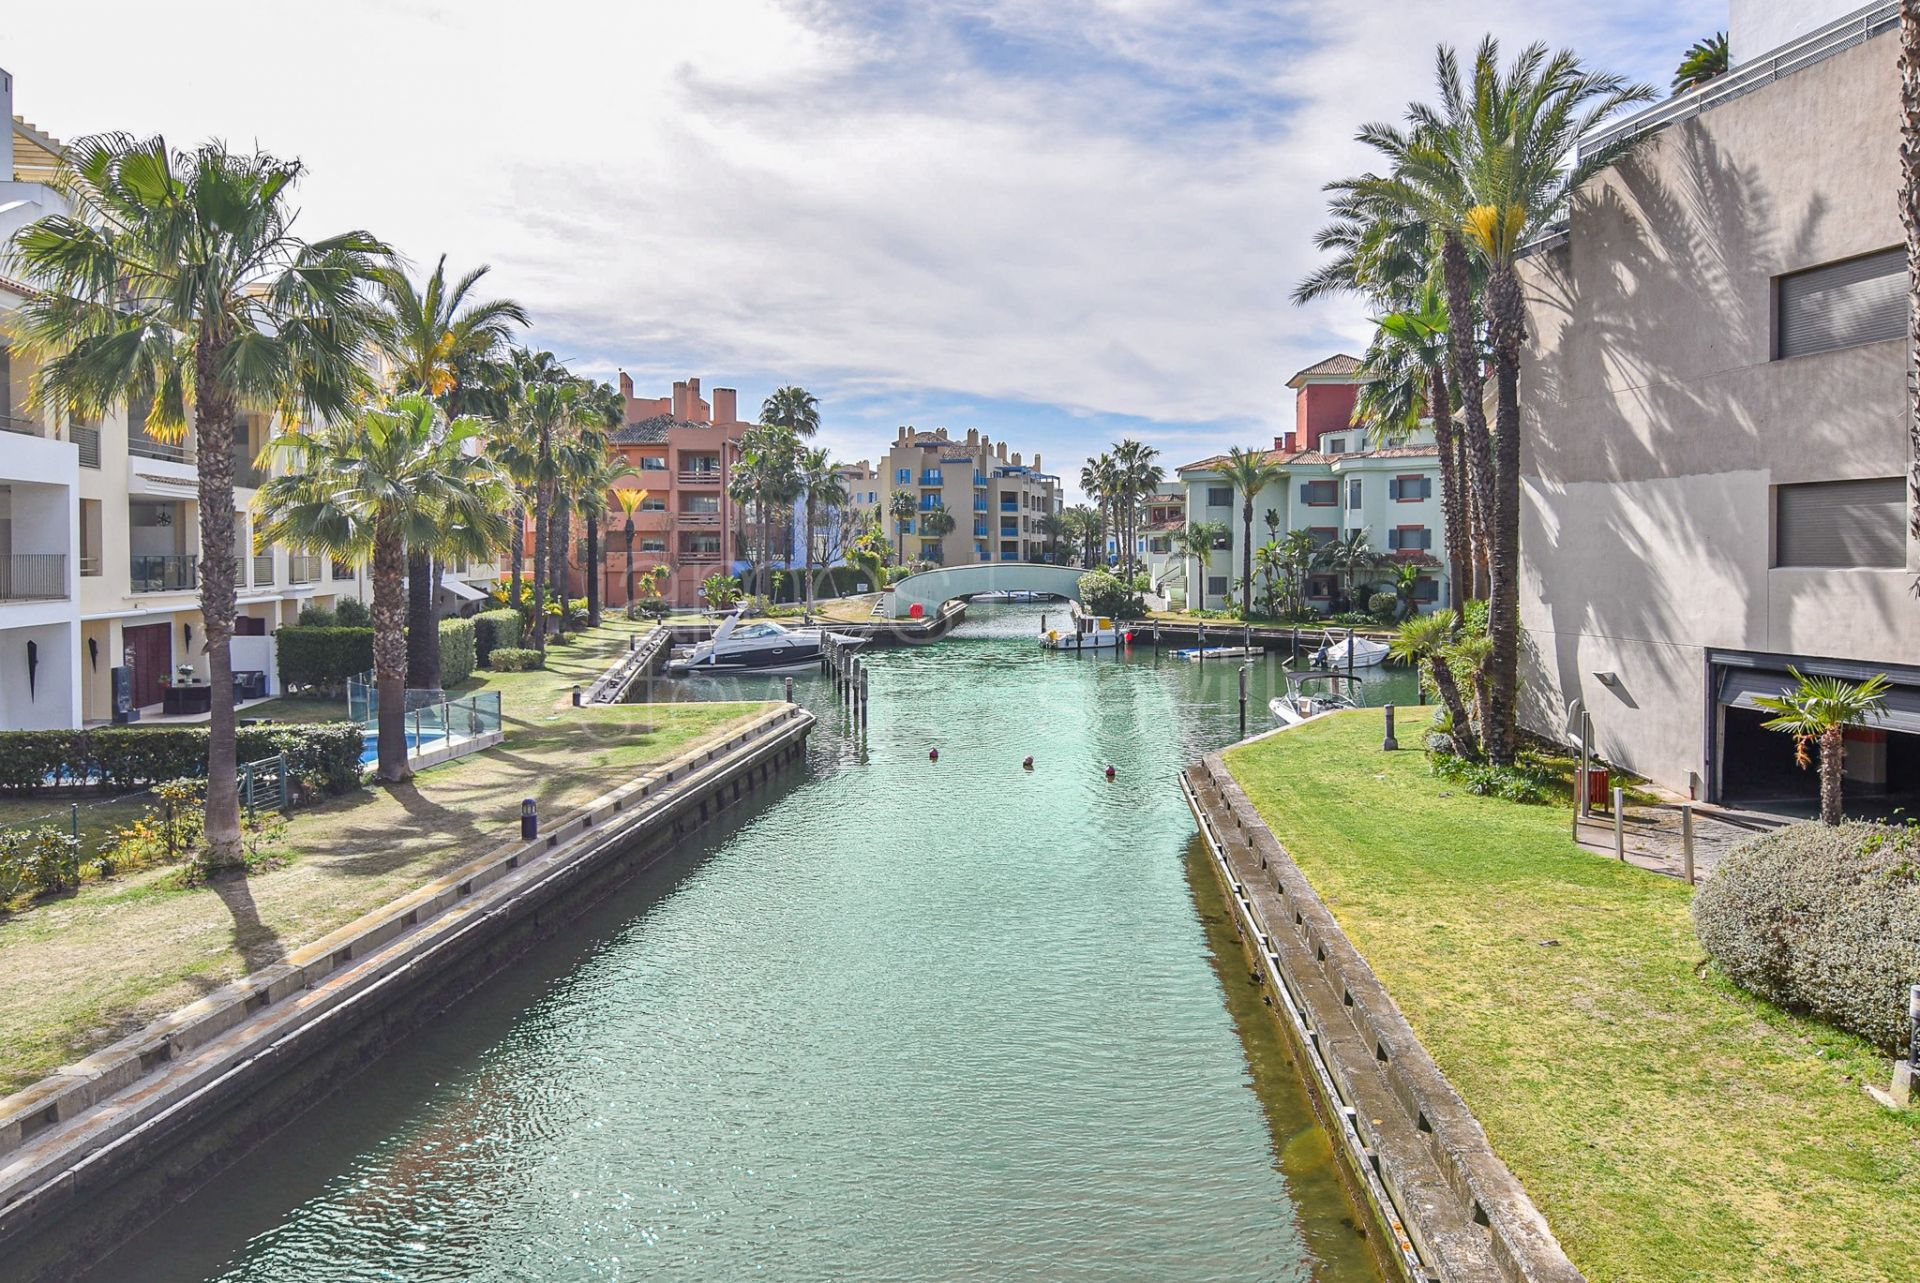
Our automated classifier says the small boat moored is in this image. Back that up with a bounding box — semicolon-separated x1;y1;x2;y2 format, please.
667;609;861;675
1269;671;1362;726
1040;607;1121;650
1310;628;1390;670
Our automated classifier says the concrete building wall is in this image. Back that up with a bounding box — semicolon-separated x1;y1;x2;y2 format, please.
1515;29;1916;795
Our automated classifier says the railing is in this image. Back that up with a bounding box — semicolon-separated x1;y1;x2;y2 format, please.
71;424;101;468
79;555;102;578
0;412;43;436
288;554;321;584
239;752;292;814
919;472;943;485
1579;2;1898;159
680;550;722;565
0;554;67;601
678;511;721;526
129;434;195;464
677;468;722;484
403;690;502;761
251;553;274;586
131;554;196;593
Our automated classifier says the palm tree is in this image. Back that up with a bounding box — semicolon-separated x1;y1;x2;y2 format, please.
513;379;583;653
796;448;849;606
1035;510;1068;563
614;486;649;607
761;386;821;436
1390;612;1481;761
370;256;527;690
888;489;918;566
1111;439;1163;583
918;506;956;563
572;451;631;627
730;424;801;595
1314;529;1385;612
1752;669;1891;825
256;397;508;783
548;412;612;638
1277;528;1317;617
8;135;386;868
1080;455;1120;567
1392;559;1429;621
1672;33;1728;93
1906;8;1920;596
1173;520;1227;611
1253;541;1288;618
1217;447;1286;618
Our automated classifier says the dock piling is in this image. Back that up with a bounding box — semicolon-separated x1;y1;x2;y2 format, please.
785;676;794;704
1238;663;1249;735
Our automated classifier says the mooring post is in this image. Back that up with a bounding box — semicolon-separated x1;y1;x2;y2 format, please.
1198;623;1206;662
1383;703;1398;751
860;666;870;725
1612;787;1626;861
785;676;795;704
571;684;582;707
1238;663;1249;735
1291;626;1299;662
1681;803;1695;884
1244;623;1252;653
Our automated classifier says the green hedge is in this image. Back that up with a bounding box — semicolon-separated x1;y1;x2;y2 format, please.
0;724;365;795
276;626;374;694
488;647;543;672
440;617;476;686
474;609;521;665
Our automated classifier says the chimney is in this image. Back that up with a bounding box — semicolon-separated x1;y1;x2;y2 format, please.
713;387;737;423
1033;452;1041;471
936;427;948;440
672;380;690;420
996;442;1008;461
1011;451;1022;466
967;428;979;446
0;70;13;184
687;376;708;422
618;370;634;400
897;426;908;443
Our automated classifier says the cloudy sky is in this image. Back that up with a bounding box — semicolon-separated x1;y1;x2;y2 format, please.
4;0;1720;494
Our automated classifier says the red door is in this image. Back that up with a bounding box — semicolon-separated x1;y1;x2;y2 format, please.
123;623;171;709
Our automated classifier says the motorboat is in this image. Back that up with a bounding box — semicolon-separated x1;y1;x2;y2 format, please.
976;589;1054;603
1310;628;1391;670
667;610;859;675
1039;608;1121;650
1270;672;1362;726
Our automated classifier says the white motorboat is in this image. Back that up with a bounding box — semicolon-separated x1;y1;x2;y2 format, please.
1040;608;1121;650
1269;672;1362;726
668;610;859;675
976;589;1054;603
1310;628;1390;670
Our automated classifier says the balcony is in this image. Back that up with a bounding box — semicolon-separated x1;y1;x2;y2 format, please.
288;554;321;584
79;555;102;578
999;501;1019;512
130;431;195;464
0;553;67;601
679;548;723;565
919;471;943;486
0;411;44;437
132;554;197;594
678;511;722;527
252;553;274;586
973;497;988;511
233;443;268;490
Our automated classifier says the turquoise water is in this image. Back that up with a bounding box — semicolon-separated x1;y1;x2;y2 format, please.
92;605;1411;1283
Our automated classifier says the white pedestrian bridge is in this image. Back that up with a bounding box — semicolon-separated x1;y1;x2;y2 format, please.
884;561;1086;619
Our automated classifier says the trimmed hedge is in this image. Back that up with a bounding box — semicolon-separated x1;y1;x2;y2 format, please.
276;626;374;694
474;609;521;665
488;647;543;672
1693;821;1920;1054
440;617;476;686
0;724;364;796
334;597;371;627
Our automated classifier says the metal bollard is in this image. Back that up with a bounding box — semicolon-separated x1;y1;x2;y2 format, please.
1238;663;1249;735
785;676;795;703
1613;787;1625;861
1383;703;1398;751
572;684;582;706
521;798;538;841
860;667;870;725
71;802;79;840
1198;623;1206;662
1681;803;1695;884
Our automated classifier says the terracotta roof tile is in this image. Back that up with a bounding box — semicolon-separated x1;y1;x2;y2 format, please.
1285;353;1365;386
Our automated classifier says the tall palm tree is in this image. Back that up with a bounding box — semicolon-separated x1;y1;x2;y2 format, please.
730;424;801;594
8;135;385;868
1080;455;1119;567
1390;612;1481;761
918;506;956;563
370;256;527;690
1277;528;1317;616
1035;510;1068;564
256;397;508;783
1905;6;1920;596
1752;670;1891;826
1111;439;1163;583
548;412;611;638
1217;447;1286;618
888;489;918;566
513;379;583;653
1173;520;1227;611
614;486;649;607
570;452;630;627
796;448;849;606
1671;33;1728;93
760;386;821;436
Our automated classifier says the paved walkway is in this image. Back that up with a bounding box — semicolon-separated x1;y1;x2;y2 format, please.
1573;802;1788;882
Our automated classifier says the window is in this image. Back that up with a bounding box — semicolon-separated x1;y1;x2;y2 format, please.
1389;475;1432;501
641;495;667;511
1207;575;1229;597
1300;480;1337;506
1776;248;1904;359
1413;576;1439;603
1774;477;1904;568
1307;575;1335;600
1307;526;1338;549
1149;536;1170;553
640;537;667;553
896;467;912;483
638;456;668;471
1388;526;1432;551
1347;478;1362;510
1207;486;1232;507
1326;437;1347;454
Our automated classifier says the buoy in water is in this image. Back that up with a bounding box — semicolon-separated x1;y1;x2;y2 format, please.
1022;756;1034;770
929;748;939;762
1104;765;1116;781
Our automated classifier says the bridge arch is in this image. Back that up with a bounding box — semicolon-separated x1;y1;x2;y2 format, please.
884;561;1085;619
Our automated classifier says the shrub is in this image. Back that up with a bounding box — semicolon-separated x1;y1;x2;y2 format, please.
1693;821;1920;1054
632;596;669;621
473;609;522;664
276;626;374;695
567;596;589;624
0;724;363;795
439;617;476;686
1078;569;1144;619
488;647;543;672
334;597;371;627
0;826;82;899
296;604;337;627
1367;592;1398;619
1427;750;1557;804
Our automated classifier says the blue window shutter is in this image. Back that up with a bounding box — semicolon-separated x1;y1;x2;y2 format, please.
1421;477;1433;500
1388;478;1400;501
1418;528;1432;549
1387;529;1401;550
1299;483;1309;504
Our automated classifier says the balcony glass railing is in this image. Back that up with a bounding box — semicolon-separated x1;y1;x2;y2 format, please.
0;553;67;601
129;432;196;464
919;471;943;485
0;411;44;437
131;554;197;593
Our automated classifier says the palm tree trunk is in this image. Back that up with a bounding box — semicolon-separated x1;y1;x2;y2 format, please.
192;346;243;869
624;520;637;606
1485;261;1527;766
406;549;439;691
1819;727;1846;825
1240;503;1255;617
371;527;411;784
1426;359;1471;611
586;512;602;627
550;500;570;638
804;499;816;609
1442;233;1496;603
509;502;525;612
1428;654;1481;762
531;484;549;654
1906;2;1920;593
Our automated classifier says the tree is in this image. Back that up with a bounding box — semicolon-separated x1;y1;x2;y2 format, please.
919;506;956;562
761;386;820;436
571;451;630;627
370;256;527;690
1672;33;1728;93
1035;510;1068;563
1392;559;1429;620
1217;447;1286;618
729;425;801;595
9;135;386;868
797;448;849;606
614;486;649;607
256;396;508;783
1110;439;1164;583
1390;612;1481;762
513;378;583;653
1752;669;1891;826
1314;529;1386;611
1080;454;1119;567
1277;528;1317;617
1253;540;1287;618
888;489;918;566
1173;520;1227;611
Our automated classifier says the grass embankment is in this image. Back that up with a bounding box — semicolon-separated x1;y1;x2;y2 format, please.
0;617;773;1093
1222;712;1920;1283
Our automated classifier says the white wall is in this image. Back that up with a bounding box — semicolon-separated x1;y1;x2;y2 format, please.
1730;0;1865;66
0;621;78;729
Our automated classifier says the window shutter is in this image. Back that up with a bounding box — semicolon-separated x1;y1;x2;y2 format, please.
1387;529;1402;550
1420;478;1433;500
1778;249;1904;359
1420;528;1433;549
1775;477;1904;567
1387;478;1400;501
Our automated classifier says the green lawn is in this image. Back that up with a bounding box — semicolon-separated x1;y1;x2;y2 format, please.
1222;712;1920;1283
0;618;775;1092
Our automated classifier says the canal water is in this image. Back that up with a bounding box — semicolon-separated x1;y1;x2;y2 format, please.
93;604;1414;1283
